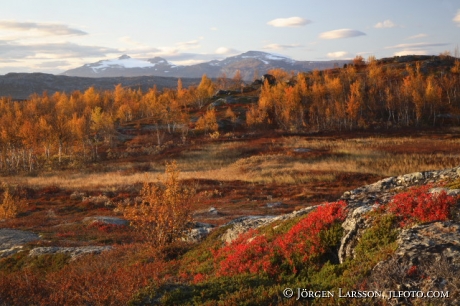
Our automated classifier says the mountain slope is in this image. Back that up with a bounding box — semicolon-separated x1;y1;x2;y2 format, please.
62;51;350;80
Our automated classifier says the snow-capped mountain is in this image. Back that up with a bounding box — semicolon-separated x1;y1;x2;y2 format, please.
61;54;178;78
62;51;350;80
213;51;296;66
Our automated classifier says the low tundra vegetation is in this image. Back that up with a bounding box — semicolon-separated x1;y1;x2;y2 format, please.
0;180;458;304
386;184;458;227
149;184;459;305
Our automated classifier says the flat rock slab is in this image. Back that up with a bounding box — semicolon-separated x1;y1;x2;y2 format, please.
82;216;129;226
29;246;113;259
0;228;40;258
396;221;460;266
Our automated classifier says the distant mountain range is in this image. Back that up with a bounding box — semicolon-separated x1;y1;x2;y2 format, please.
0;73;201;100
62;51;351;80
1;53;453;101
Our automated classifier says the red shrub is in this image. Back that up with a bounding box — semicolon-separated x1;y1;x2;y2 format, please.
193;273;206;284
88;221;126;233
56;231;76;238
213;229;278;277
276;201;347;272
387;185;457;227
212;201;348;278
407;265;418;277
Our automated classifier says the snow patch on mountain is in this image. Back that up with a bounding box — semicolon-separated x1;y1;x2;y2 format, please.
265;53;295;63
88;55;156;72
239;51;295;63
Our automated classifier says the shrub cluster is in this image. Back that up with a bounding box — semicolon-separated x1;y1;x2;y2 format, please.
212;201;347;278
386;185;458;227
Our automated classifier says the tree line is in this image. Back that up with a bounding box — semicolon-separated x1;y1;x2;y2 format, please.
0;75;216;174
248;56;460;131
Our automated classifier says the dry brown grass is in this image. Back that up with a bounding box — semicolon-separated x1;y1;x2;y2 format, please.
3;134;460;190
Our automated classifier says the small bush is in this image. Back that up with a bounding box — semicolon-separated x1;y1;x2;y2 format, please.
387;185;457;227
121;161;194;250
0;187;27;219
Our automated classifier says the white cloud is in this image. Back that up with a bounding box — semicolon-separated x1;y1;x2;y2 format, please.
408;33;427;39
327;51;349;58
394;50;427;56
175;38;203;50
374;20;396;28
215;47;239;55
0;41;118;60
267;17;310;27
35;60;71;68
171;59;208;66
386;42;449;49
176;39;200;47
152;51;225;64
454;10;460;26
0;20;87;36
210;27;218;31
119;36;150;49
263;43;301;50
319;29;366;39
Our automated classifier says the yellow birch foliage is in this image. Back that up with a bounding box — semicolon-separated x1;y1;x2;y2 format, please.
121;162;194;248
0;187;27;219
195;109;218;133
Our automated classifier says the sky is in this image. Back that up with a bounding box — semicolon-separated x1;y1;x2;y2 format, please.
0;0;459;75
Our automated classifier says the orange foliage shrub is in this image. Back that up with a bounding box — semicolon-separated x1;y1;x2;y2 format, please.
0;187;27;219
121;161;194;248
195;109;218;133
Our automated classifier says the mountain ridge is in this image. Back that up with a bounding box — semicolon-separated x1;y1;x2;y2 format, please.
61;51;351;80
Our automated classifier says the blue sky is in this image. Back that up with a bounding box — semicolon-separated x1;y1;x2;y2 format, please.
0;0;459;74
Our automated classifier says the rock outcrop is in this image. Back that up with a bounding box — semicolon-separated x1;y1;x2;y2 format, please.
29;246;113;260
338;166;460;264
183;222;215;243
396;221;460;266
0;229;40;258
